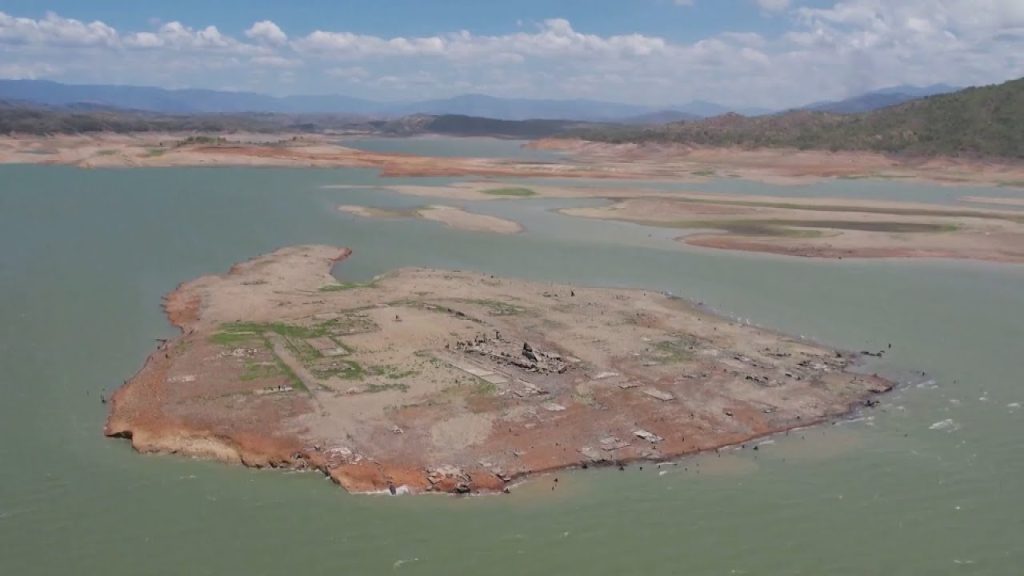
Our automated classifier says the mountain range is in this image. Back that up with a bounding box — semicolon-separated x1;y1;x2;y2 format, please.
805;84;960;114
0;79;945;122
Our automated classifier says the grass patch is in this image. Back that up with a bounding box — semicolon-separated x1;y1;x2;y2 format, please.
650;337;696;364
998;180;1024;188
462;298;525;316
216;320;350;340
312;359;364;380
368;365;419;380
472;379;497;396
144;147;165;158
481;187;536;197
240;362;283;381
209;330;262;345
692;169;717;177
365;382;410;394
319;280;377;292
271;354;307;392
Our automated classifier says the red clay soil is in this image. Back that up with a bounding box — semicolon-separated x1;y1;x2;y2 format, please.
105;246;896;495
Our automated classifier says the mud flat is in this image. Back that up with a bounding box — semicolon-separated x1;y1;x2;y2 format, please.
338;204;523;234
561;194;1024;264
105;245;894;494
5;132;1024;187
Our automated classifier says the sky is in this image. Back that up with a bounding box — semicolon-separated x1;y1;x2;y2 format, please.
0;0;1022;108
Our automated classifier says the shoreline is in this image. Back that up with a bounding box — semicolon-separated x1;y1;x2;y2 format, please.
3;132;1024;188
106;245;895;495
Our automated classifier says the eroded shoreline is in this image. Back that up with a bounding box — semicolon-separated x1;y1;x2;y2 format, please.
106;245;894;495
4;132;1024;188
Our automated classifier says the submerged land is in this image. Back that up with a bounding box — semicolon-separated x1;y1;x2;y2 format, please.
105;246;893;494
6;131;1022;263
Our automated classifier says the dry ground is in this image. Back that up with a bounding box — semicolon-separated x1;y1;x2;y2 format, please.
106;245;893;494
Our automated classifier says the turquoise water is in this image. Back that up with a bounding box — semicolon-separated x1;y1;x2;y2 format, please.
1;161;1023;575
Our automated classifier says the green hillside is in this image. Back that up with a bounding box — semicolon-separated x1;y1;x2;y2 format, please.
571;77;1024;158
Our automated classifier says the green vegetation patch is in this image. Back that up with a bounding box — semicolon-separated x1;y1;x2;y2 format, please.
368;365;420;380
177;135;227;147
481;187;537;197
365;382;411;394
650;337;696;364
312;359;364;381
461;298;526;316
319;280;378;292
241;362;283;381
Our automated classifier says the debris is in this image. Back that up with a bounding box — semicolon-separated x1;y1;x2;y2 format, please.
541;402;567;412
643;388;675;402
522;342;538;362
600;436;630;450
634;429;663;443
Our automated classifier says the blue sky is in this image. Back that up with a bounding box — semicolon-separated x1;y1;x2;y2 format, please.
1;1;1022;107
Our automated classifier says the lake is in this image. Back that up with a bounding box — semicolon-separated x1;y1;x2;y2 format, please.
1;152;1022;574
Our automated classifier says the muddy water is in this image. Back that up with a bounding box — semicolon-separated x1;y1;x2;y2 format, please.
1;159;1023;575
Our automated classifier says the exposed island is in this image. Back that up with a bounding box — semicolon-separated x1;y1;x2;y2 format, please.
106;246;894;494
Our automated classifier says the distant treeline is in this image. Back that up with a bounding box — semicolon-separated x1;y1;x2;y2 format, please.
567;77;1024;159
0;102;593;140
0;102;372;135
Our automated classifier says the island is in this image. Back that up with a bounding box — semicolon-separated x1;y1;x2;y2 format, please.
106;245;894;494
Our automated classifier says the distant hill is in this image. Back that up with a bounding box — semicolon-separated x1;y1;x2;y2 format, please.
806;84;960;114
372;114;595;138
0;80;382;115
0;79;771;121
569;77;1024;158
0;100;601;139
388;94;651;122
621;110;701;125
671;100;773;118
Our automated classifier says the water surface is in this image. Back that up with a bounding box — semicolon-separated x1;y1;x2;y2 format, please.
1;158;1022;575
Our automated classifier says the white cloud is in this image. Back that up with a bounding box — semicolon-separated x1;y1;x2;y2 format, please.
250;55;300;68
245;20;287;45
0;11;117;47
0;4;1021;108
756;0;791;12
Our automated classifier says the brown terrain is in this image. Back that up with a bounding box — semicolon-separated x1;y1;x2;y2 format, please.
337;204;523;234
560;193;1024;263
4;132;1024;187
106;245;894;495
5;131;1022;264
333;181;1024;264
